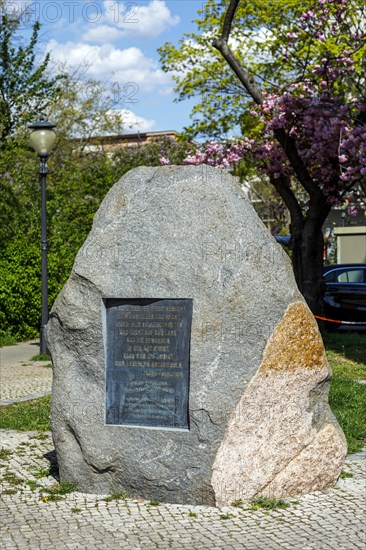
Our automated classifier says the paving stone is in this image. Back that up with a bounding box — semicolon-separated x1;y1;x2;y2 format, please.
0;343;52;405
1;430;365;549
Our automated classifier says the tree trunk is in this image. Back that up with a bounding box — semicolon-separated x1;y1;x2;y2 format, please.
292;226;325;315
291;197;331;318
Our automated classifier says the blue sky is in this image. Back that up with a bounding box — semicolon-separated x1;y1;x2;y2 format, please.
7;0;206;134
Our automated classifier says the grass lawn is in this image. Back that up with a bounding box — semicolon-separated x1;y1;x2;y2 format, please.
0;396;51;432
0;333;365;454
0;331;17;347
324;332;366;454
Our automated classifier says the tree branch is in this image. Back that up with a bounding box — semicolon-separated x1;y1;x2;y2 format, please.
212;0;263;105
221;0;240;42
273;129;319;196
270;175;304;234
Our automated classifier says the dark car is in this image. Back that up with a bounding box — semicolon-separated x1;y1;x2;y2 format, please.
323;264;366;328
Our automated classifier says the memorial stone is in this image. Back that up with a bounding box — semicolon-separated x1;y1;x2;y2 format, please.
47;165;347;506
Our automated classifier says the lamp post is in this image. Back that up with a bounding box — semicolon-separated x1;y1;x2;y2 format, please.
28;116;56;355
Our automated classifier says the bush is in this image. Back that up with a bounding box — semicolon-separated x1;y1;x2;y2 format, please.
0;137;194;339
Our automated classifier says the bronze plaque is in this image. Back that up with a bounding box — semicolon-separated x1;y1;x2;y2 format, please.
105;298;192;429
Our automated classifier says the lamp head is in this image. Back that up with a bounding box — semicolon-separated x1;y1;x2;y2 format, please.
29;115;56;156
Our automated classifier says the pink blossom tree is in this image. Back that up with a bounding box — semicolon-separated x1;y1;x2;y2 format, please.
178;0;365;316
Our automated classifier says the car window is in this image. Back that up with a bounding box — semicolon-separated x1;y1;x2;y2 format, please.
343;269;364;283
325;268;365;283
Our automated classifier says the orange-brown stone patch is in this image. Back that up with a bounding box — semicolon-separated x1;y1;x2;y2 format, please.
259;302;326;372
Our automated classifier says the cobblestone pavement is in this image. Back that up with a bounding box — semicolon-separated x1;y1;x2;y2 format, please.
0;343;52;405
0;431;365;550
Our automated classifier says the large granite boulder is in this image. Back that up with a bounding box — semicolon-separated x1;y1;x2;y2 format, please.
47;165;346;506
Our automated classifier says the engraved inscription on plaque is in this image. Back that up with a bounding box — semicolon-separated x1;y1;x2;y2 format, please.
105;299;192;429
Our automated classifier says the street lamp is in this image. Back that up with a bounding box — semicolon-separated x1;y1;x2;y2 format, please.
28;116;56;355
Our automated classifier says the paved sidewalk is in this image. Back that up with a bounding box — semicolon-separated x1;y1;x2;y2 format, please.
0;430;365;549
0;342;52;405
1;344;365;548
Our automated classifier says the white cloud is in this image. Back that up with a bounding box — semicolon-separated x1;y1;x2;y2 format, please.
103;0;180;39
116;109;156;133
80;109;155;136
67;108;155;139
45;40;172;94
158;86;176;96
81;24;123;43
